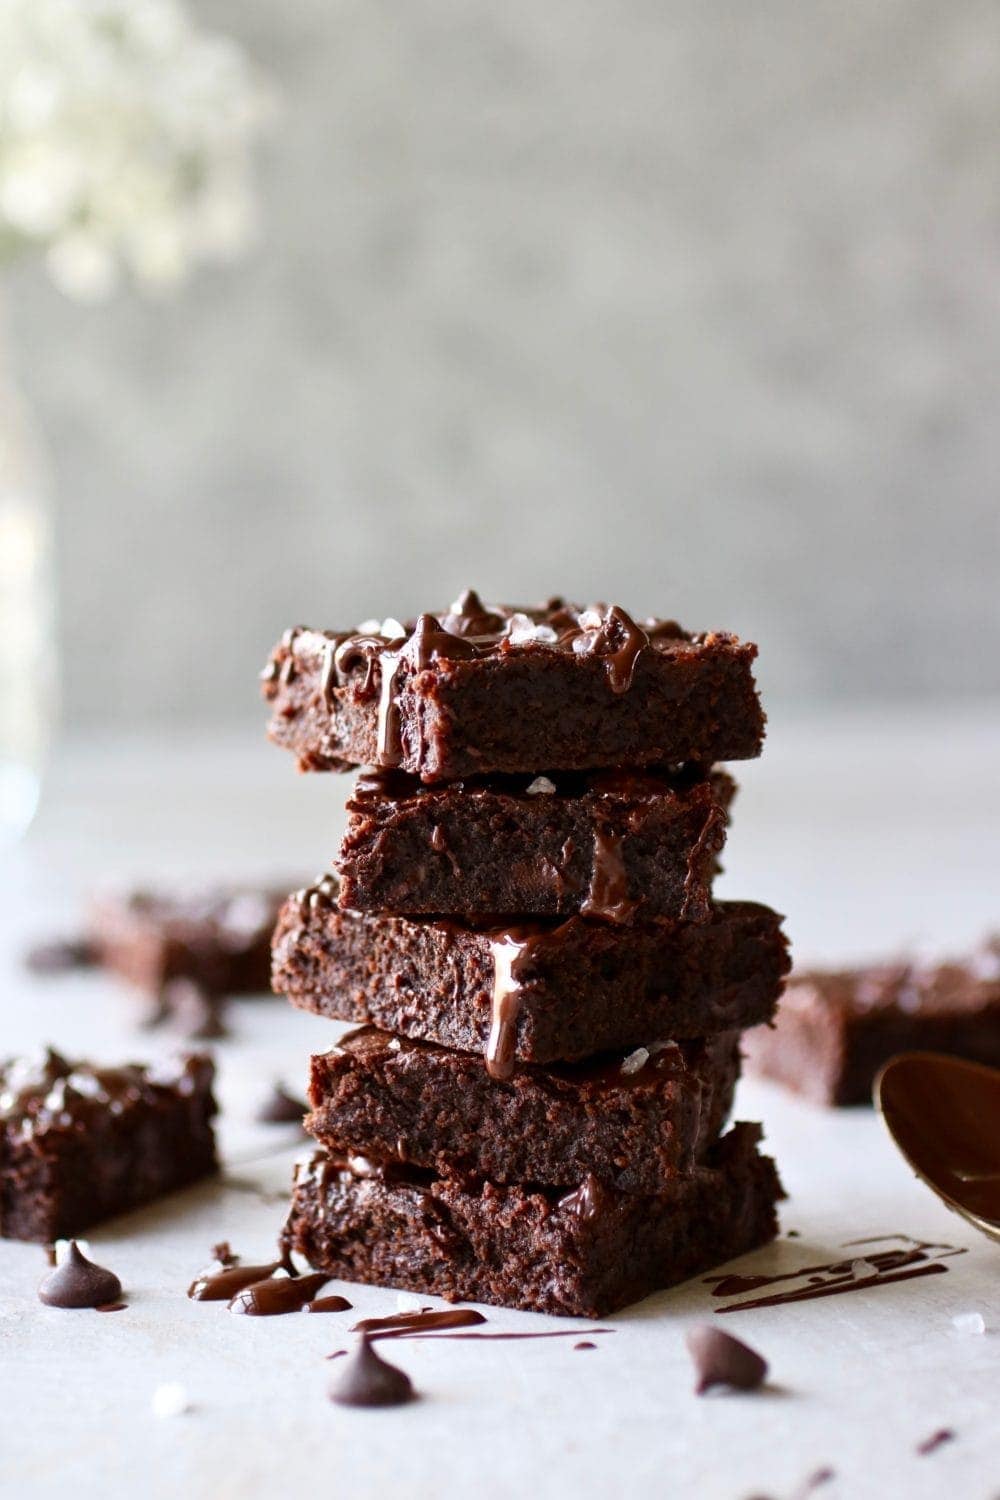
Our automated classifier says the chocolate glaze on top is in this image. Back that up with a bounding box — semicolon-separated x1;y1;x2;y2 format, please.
285;594;699;768
0;1049;215;1140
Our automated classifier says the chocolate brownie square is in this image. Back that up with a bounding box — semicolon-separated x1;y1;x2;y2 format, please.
337;766;734;924
282;1123;782;1318
0;1049;217;1242
306;1026;740;1194
744;943;1000;1106
272;883;789;1070
262;593;764;780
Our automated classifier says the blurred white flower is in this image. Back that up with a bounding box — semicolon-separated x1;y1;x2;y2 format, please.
0;0;274;299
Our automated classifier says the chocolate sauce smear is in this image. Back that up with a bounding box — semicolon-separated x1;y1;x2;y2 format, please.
329;1335;415;1408
350;1308;487;1340
707;1235;965;1314
686;1325;768;1393
916;1428;955;1456
188;1249;284;1301
24;937;98;975
303;1295;353;1314
38;1242;123;1310
229;1271;331;1316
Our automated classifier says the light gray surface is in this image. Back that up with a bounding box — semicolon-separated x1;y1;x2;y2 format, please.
5;0;1000;731
1;711;999;1498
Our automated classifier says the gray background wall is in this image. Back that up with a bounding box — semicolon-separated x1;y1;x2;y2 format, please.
8;0;1000;732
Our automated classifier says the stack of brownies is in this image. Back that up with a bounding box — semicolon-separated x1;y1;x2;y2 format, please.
262;593;789;1317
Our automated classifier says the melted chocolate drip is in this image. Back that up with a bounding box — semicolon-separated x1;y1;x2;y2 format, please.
486;929;546;1080
303;1295;353;1314
706;1237;965;1313
350;1308;487;1340
330;1336;415;1407
38;1242;123;1310
188;1245;292;1300
577;604;651;693
416;1329;613;1342
558;1173;611;1221
229;1272;332;1316
580;825;636;923
255;1083;308;1125
575;1341;597;1351
686;1324;768;1393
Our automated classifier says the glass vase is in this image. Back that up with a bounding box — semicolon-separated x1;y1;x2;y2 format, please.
0;301;57;847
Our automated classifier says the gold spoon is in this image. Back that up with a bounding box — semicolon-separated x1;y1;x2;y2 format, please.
875;1052;1000;1245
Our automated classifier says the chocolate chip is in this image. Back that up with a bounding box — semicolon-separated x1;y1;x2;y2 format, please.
685;1323;768;1393
255;1083;308;1125
329;1335;415;1407
38;1242;123;1310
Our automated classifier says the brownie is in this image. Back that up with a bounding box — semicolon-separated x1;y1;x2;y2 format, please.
282;1123;781;1318
0;1048;217;1242
262;592;765;781
744;942;1000;1107
337;766;735;924
307;1026;740;1194
273;881;789;1070
90;885;284;1021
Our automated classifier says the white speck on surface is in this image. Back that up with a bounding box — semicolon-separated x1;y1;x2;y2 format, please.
621;1047;650;1076
951;1311;986;1334
151;1384;191;1419
526;776;556;795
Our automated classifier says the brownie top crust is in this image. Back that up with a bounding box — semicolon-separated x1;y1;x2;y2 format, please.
0;1048;216;1141
262;590;764;779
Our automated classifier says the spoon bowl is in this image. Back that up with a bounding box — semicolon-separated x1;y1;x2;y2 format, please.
875;1052;1000;1246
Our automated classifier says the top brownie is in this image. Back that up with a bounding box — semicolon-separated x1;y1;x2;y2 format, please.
262;591;765;781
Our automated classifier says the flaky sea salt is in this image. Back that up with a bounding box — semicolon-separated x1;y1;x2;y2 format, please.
621;1048;650;1077
951;1311;986;1334
380;617;405;639
526;777;556;796
151;1383;191;1419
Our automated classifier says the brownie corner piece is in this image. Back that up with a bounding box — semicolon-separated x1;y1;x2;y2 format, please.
0;1048;218;1242
281;1122;781;1318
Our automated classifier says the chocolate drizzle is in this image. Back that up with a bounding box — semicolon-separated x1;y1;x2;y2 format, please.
304;1294;353;1313
329;1335;415;1407
255;1083;308;1125
38;1242;123;1310
350;1308;487;1340
188;1257;284;1301
558;1173;610;1221
706;1235;966;1313
575;604;650;693
229;1271;331;1315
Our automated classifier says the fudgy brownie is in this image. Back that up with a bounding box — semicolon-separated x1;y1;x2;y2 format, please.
306;1026;740;1194
262;592;765;781
91;885;284;1022
282;1123;782;1318
273;880;789;1071
0;1048;217;1242
337;766;734;924
744;942;1000;1107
